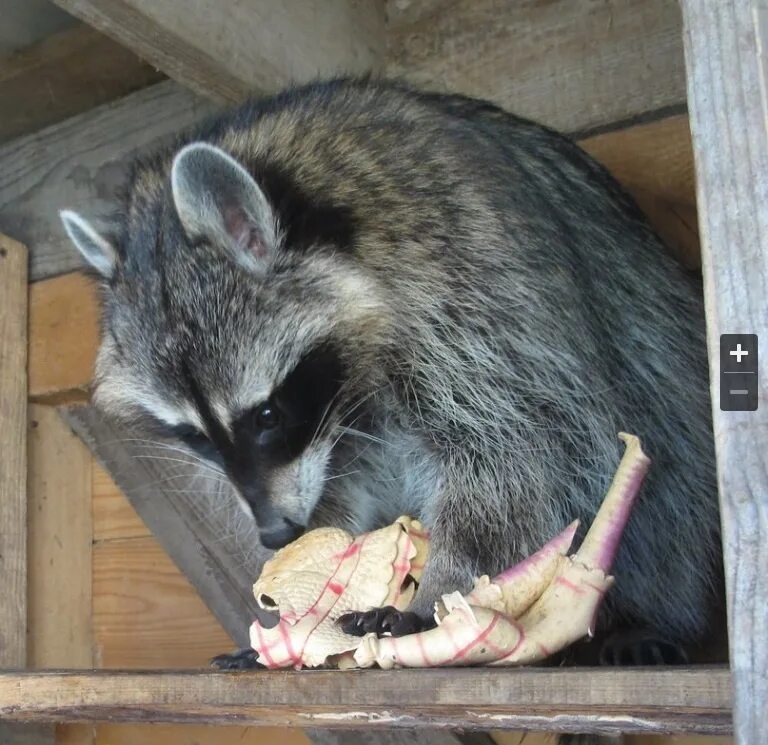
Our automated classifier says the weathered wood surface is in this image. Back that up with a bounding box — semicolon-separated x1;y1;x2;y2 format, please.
0;237;55;745
64;405;268;649
0;235;28;668
52;0;385;103
93;536;235;668
27;406;93;669
386;0;687;135
0;668;732;735
0;81;218;280
27;406;94;745
0;24;163;145
29;272;99;403
681;2;768;744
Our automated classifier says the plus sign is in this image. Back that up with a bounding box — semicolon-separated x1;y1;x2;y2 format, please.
730;343;749;363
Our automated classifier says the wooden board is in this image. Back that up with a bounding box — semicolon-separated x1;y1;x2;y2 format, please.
93;536;234;668
0;668;732;735
27;405;93;669
386;0;687;135
681;2;768;744
92;464;150;542
95;724;310;745
52;0;385;103
0;235;28;667
27;405;94;745
0;81;219;281
0;24;163;145
28;272;99;404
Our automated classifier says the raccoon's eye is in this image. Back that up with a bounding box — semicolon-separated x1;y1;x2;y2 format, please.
254;402;281;429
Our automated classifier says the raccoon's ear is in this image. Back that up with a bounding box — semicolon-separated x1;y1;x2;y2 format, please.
171;142;277;272
59;210;117;278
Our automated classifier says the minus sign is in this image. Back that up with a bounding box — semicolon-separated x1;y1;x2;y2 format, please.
729;390;750;395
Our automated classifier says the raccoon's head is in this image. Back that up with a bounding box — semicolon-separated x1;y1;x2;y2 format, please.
61;142;389;548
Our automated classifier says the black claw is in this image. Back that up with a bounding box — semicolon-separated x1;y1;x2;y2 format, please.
337;606;437;638
599;630;689;667
210;647;263;670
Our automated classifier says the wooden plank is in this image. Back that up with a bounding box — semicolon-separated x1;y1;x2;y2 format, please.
0;24;164;145
92;464;150;542
0;235;28;667
0;668;732;735
28;273;99;404
385;0;687;135
93;536;234;668
27;405;94;745
27;405;93;669
0;237;54;745
0;81;219;281
95;724;310;745
52;0;385;103
681;2;768;744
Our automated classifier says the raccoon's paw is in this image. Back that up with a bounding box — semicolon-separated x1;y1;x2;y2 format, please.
337;606;437;638
599;629;689;666
210;647;263;670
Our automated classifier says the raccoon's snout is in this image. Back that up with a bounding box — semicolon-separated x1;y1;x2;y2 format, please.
259;519;305;550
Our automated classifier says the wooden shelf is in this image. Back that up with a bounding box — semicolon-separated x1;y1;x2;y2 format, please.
0;667;731;736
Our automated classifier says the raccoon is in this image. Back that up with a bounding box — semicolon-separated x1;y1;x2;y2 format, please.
61;78;721;662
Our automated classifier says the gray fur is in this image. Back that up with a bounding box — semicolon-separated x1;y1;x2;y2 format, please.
61;79;721;645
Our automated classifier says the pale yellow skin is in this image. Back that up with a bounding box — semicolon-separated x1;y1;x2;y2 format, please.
249;433;650;669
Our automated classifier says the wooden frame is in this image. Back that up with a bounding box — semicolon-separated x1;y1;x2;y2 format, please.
0;668;732;736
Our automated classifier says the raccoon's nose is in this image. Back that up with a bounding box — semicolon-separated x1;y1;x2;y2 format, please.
259;519;305;550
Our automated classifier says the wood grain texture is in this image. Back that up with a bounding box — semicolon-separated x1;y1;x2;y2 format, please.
27;405;93;745
0;24;164;145
52;0;385;103
28;273;98;404
94;724;309;745
386;0;687;135
0;668;732;735
0;235;28;668
0;237;53;745
92;463;150;542
681;2;768;744
93;536;234;668
0;81;218;280
27;405;93;669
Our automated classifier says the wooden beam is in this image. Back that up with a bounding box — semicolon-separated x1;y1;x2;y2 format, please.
0;235;54;745
27;405;93;669
681;2;768;744
0;24;164;145
0;668;731;735
0;80;219;281
52;0;385;103
0;234;27;668
29;272;99;404
385;0;687;135
27;405;94;745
